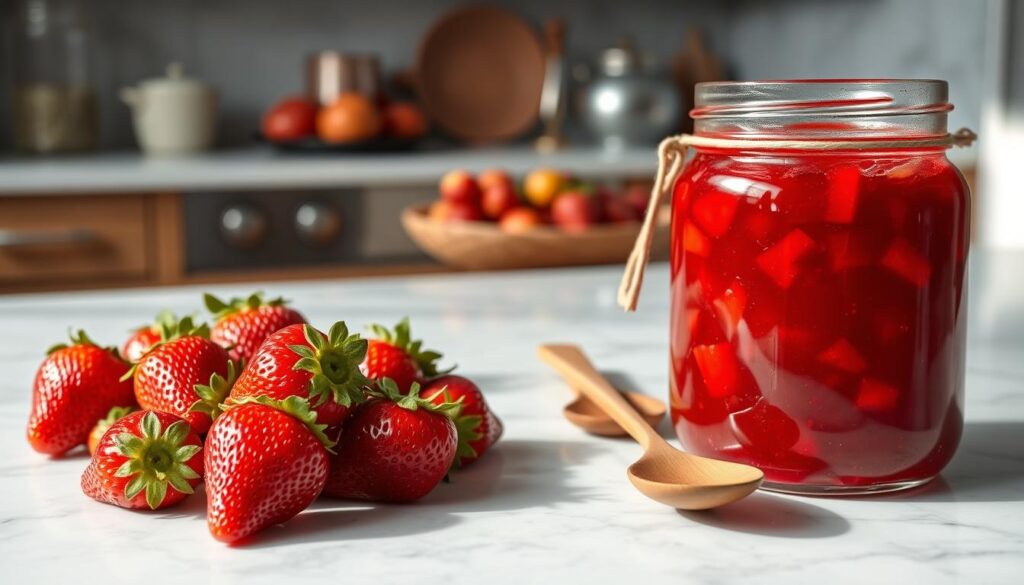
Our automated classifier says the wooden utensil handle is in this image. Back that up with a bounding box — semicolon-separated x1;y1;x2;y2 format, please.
538;344;662;450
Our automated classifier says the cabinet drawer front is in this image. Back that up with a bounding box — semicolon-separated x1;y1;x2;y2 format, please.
0;195;148;285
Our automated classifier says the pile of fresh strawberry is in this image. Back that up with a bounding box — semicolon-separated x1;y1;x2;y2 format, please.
26;292;502;545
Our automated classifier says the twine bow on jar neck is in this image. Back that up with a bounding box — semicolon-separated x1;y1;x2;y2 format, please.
616;128;978;312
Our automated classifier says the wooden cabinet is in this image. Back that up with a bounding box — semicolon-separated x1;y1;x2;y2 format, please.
0;194;181;293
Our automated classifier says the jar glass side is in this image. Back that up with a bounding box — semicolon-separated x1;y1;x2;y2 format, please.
668;147;969;493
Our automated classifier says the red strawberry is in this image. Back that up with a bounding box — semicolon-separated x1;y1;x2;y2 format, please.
422;374;503;468
229;322;369;427
361;318;448;392
323;379;459;503
205;292;306;362
121;310;177;363
82;410;203;510
130;317;234;434
205;396;332;544
87;405;137;455
27;331;135;456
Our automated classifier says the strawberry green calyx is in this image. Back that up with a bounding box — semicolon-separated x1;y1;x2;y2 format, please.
203;291;287;321
158;315;211;343
289;321;370;409
372;378;464;419
451;411;484;467
120;316;211;381
189;360;240;422
368;317;452;378
47;329;120;357
97;405;137;430
129;309;178;335
112;411;202;510
230;395;335;451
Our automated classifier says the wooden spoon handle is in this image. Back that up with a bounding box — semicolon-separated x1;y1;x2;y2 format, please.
538;344;663;450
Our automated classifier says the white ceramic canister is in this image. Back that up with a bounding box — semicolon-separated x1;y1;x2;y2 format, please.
121;63;218;156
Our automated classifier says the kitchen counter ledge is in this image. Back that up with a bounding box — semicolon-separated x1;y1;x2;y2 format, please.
0;145;658;195
1;251;1021;584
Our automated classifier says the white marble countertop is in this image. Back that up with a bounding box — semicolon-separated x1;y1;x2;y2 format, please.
1;251;1022;584
0;145;658;195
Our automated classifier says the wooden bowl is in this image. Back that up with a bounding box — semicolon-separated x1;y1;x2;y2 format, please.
401;205;670;271
416;5;545;143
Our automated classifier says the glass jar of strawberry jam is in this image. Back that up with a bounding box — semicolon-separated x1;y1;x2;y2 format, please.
668;80;970;494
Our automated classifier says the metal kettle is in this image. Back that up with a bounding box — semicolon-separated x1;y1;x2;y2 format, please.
574;41;682;150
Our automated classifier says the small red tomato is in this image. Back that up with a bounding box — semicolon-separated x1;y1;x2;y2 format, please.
477;169;514;192
551;191;600;232
481;183;520;220
604;196;642;223
439;171;481;206
622;183;652;218
382;102;428;139
446;202;484;222
262;97;318;142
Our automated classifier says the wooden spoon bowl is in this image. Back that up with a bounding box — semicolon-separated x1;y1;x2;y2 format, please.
563;387;665;436
539;343;763;510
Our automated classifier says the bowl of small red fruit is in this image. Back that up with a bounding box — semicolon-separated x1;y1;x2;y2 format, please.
260;93;429;152
402;168;670;270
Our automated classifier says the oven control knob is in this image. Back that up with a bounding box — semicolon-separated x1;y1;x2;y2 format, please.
295;201;342;247
219;204;268;249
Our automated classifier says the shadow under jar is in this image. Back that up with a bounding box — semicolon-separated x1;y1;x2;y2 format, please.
669;80;970;495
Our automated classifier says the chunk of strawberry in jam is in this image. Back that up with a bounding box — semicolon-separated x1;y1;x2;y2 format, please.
881;239;932;286
817;338;867;374
826;231;874;272
712;280;748;341
729;400;800;453
691;192;739;237
673;177;691;214
683;221;711;257
824;166;861;223
855;378;900;411
692;343;743;398
756;229;817;288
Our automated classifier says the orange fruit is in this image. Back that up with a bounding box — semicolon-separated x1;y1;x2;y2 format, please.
428;200;453;223
499;207;544;234
523;169;564;208
316;93;381;144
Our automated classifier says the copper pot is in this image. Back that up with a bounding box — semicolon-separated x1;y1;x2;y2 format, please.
306;52;381;105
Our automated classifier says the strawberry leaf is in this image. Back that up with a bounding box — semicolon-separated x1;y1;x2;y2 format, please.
188;360;240;422
290;321;370;410
229;395;336;452
371;378;464;419
110;412;203;509
204;291;288;321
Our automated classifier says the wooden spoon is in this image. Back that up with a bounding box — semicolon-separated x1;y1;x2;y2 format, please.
538;343;764;510
563;382;665;436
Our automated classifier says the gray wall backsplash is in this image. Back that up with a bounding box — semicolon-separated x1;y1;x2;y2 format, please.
1;0;987;152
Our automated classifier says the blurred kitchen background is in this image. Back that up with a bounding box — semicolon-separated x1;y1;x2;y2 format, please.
0;0;1018;295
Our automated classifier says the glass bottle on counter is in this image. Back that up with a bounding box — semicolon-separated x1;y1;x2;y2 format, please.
669;80;969;495
12;0;98;154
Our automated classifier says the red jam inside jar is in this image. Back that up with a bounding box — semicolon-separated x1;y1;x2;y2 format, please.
668;80;970;494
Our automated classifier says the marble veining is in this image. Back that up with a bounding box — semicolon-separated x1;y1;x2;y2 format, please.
1;253;1022;584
